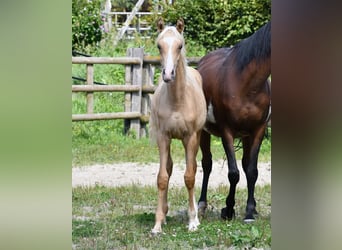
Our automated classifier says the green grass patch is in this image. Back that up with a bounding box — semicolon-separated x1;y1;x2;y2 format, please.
72;184;271;249
72;125;270;166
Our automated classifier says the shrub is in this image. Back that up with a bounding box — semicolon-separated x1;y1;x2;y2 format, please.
72;0;103;50
161;0;271;51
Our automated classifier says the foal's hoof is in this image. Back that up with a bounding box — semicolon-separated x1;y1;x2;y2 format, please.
151;226;162;236
151;229;161;236
221;207;235;220
188;219;200;231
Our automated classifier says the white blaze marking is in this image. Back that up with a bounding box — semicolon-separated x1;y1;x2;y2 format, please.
164;37;175;76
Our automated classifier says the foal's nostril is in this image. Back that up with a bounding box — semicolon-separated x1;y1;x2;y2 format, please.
171;69;175;76
162;69;166;75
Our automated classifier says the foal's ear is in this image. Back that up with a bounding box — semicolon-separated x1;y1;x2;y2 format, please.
176;18;185;33
157;17;164;33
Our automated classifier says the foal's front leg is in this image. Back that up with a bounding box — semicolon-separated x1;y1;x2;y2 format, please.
152;135;172;235
183;132;201;231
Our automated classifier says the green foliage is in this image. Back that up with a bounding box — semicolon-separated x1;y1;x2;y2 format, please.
161;0;271;51
72;0;103;50
113;0;153;12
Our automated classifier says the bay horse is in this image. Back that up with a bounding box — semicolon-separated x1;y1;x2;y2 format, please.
197;21;271;222
149;18;207;234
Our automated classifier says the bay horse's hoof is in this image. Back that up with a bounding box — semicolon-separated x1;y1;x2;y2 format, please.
243;215;256;223
198;201;207;217
221;207;235;220
243;208;258;223
243;218;255;223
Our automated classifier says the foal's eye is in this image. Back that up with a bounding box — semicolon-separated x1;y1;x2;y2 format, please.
157;44;161;50
178;45;183;50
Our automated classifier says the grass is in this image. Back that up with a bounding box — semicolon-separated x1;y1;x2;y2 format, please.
72;184;271;249
72;125;271;166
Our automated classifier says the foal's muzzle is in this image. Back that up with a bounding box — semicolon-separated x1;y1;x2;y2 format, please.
162;68;175;83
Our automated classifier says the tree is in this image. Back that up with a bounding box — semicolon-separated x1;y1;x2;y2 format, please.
72;0;103;50
160;0;271;51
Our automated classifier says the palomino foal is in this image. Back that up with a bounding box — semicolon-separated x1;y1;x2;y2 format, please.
149;18;206;234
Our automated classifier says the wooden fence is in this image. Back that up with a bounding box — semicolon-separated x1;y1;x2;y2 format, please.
72;48;201;138
102;10;161;40
103;11;155;38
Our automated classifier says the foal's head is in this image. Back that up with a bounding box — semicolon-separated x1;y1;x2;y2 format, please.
156;18;185;83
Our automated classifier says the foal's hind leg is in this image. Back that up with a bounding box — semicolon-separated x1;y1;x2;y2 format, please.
242;125;266;222
183;132;201;231
198;130;212;216
152;135;173;234
221;129;240;220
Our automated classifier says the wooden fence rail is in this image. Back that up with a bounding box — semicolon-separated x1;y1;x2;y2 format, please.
72;47;200;138
71;84;155;93
72;57;141;65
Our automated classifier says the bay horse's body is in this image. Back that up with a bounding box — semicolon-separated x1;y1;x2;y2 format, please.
198;21;271;222
149;18;207;234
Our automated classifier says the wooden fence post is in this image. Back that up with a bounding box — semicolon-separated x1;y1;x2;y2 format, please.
124;48;133;134
141;61;155;137
104;0;112;32
86;64;94;114
125;48;144;138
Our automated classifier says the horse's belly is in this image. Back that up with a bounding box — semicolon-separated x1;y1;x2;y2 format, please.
203;121;222;137
204;102;267;137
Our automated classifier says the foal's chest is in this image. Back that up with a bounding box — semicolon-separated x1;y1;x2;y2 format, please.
162;111;192;138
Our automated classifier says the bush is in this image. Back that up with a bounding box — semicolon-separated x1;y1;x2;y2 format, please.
161;0;271;51
72;0;103;50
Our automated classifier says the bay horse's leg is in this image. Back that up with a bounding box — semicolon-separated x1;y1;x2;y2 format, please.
221;129;239;220
242;136;258;220
198;130;212;216
152;134;173;234
182;132;201;231
242;124;267;222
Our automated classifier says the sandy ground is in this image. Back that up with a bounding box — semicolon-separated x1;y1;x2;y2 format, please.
72;160;271;188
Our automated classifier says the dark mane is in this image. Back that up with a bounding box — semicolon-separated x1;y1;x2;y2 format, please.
232;21;271;72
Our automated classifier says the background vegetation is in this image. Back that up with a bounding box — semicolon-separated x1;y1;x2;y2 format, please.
72;0;103;50
72;0;271;51
161;0;271;50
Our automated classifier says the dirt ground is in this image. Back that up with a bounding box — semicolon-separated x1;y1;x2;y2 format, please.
72;160;271;188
